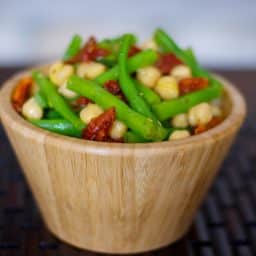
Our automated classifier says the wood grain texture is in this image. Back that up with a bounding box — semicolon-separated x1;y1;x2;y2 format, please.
0;68;246;254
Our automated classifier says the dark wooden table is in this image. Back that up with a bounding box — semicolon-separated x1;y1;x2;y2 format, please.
0;67;255;256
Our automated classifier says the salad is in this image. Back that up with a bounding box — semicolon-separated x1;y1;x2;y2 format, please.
11;28;224;143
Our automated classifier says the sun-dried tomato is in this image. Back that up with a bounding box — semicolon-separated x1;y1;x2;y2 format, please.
65;37;109;64
71;96;91;111
156;53;182;74
82;107;116;141
208;116;223;128
93;48;110;59
104;80;120;94
179;77;208;96
76;96;91;106
12;77;33;113
194;125;206;134
128;45;141;57
194;117;223;135
104;80;126;101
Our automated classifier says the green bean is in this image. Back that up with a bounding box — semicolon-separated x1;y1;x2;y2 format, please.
34;91;48;108
184;47;210;78
67;75;168;141
118;34;157;120
63;34;83;61
98;34;137;52
154;28;186;59
134;80;161;105
124;127;176;143
32;71;85;130
97;54;117;67
124;131;149;143
45;109;63;119
95;49;158;84
152;82;223;121
184;47;224;90
30;119;82;137
98;36;122;51
98;35;138;68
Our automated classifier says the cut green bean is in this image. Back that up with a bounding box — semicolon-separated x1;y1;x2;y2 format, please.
118;34;157;120
184;47;209;78
134;80;161;105
184;47;225;91
34;91;48;108
97;34;138;68
45;109;63;119
152;82;223;121
63;34;83;61
97;54;117;67
98;34;137;52
67;75;168;141
154;28;186;60
30;119;82;137
98;36;123;51
124;131;150;143
95;49;158;84
32;71;85;130
124;127;176;143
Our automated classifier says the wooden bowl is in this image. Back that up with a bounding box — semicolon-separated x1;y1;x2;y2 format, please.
0;68;246;254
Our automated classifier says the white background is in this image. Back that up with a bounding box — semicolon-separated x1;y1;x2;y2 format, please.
0;0;256;68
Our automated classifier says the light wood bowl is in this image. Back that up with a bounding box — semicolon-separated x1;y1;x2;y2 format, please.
0;68;246;254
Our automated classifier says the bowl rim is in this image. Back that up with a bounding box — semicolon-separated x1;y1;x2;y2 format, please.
0;68;247;155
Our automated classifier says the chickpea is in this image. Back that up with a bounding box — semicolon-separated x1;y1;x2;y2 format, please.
188;103;213;126
154;76;179;100
169;130;191;140
77;62;106;80
22;97;43;120
79;103;104;124
170;64;192;81
49;61;74;87
136;66;161;88
109;120;127;140
171;113;188;128
58;82;78;99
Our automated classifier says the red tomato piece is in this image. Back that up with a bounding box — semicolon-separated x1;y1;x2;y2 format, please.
66;37;109;64
156;53;182;74
128;45;142;57
82;107;116;141
104;80;126;101
179;77;208;95
194;117;223;135
12;77;33;113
